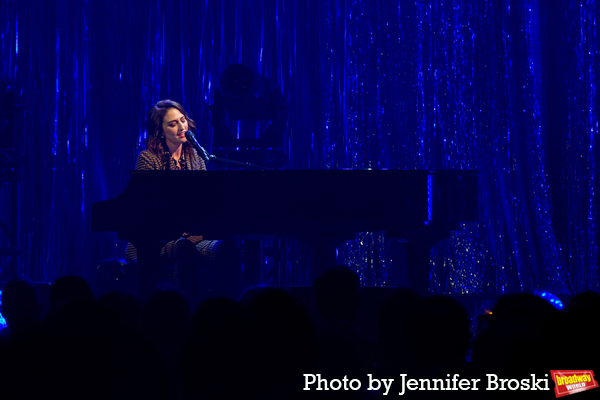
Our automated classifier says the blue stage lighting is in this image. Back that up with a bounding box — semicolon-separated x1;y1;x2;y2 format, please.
534;290;564;310
0;289;6;330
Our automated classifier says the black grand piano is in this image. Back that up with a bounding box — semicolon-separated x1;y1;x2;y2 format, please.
91;170;478;297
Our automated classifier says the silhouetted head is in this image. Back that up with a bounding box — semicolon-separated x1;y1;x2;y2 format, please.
141;288;190;339
181;298;252;399
1;277;42;328
189;297;247;347
471;293;561;372
313;265;361;323
98;291;141;333
376;287;421;359
240;286;315;398
488;293;559;334
408;295;471;368
50;276;93;308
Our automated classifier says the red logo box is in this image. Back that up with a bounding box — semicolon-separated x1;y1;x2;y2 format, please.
551;370;598;398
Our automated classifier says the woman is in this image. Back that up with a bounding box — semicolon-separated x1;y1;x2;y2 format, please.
133;99;205;172
125;100;238;299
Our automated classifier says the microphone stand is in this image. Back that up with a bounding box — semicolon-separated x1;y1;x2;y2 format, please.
185;131;268;170
204;153;268;170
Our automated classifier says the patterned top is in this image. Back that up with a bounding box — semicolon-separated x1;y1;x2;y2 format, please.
134;148;207;171
124;147;206;262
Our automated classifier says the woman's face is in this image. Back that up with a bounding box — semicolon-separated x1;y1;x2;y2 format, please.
161;107;188;150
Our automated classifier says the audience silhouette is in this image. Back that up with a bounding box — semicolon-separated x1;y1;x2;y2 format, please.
0;277;42;341
0;270;598;399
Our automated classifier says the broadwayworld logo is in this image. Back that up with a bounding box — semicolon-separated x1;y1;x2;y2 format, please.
551;370;598;398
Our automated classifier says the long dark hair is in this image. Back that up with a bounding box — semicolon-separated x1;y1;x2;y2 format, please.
145;99;198;168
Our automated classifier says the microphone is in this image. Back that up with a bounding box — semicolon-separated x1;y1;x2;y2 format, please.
185;131;211;162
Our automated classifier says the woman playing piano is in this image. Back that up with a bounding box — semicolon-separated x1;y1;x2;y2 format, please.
125;100;240;300
131;99;205;172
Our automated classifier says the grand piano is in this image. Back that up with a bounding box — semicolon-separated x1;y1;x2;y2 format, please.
91;169;478;297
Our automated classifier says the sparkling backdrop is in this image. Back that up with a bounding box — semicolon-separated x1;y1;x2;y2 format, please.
555;0;598;292
0;0;597;293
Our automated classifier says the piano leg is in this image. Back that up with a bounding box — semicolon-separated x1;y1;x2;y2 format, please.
136;241;163;302
404;243;433;296
399;224;451;296
242;240;262;288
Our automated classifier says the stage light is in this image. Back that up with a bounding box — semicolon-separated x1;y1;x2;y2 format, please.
534;290;564;310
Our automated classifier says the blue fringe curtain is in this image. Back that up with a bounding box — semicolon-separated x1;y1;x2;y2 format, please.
0;0;597;293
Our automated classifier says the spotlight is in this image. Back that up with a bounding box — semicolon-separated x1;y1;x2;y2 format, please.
534;290;564;310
